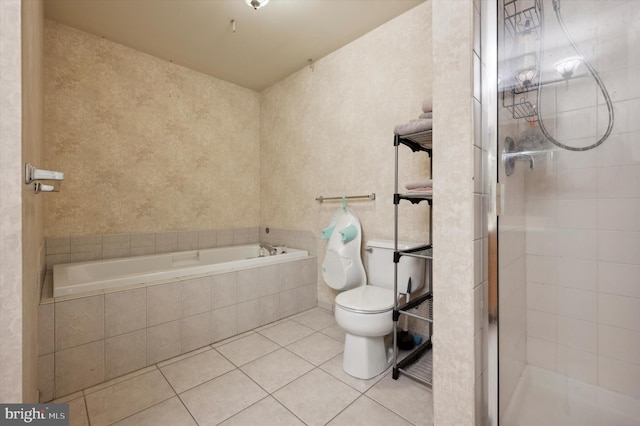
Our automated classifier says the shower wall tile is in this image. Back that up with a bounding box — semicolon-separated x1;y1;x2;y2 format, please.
598;324;640;365
557;287;597;322
597;165;640;198
526;282;557;314
557;169;598;199
556;199;596;229
598;355;640;399
557;317;597;353
597;199;640;231
556;258;597;292
597;262;640;298
526;310;556;343
597;230;640;264
598;293;640;332
556;345;597;385
556;229;597;260
527;336;557;371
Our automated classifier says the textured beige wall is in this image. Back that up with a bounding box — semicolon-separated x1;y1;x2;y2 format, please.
22;0;45;402
260;2;432;307
0;0;24;403
432;1;476;425
43;20;261;237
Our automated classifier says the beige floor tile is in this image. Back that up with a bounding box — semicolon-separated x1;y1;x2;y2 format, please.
365;373;434;426
320;354;387;393
216;333;280;367
273;369;360;426
220;396;304;426
85;369;175;426
327;395;413;426
320;323;346;343
112;396;196;426
254;318;289;332
286;332;343;366
241;348;314;393
258;320;315;346
160;348;235;393
180;369;268;425
291;308;336;331
68;397;89;426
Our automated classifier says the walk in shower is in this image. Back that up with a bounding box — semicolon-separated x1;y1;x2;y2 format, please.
491;0;640;424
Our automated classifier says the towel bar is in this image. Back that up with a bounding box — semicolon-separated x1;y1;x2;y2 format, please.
315;193;376;202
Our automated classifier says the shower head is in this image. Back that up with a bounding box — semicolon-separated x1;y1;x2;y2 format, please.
552;0;561;12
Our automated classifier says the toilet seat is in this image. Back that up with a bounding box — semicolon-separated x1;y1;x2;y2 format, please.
335;286;394;314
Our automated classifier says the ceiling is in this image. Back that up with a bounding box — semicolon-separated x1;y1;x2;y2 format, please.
44;0;425;91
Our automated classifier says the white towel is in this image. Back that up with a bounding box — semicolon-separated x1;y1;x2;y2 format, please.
405;180;433;190
394;118;433;136
422;96;433;113
419;112;432;119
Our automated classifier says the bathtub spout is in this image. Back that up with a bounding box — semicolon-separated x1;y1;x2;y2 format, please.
260;244;277;256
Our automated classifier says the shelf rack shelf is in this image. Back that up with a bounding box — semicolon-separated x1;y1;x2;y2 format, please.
392;130;434;387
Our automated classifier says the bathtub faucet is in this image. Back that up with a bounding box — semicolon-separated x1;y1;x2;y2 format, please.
260;244;278;256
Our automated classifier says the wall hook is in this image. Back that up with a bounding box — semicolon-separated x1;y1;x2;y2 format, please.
25;163;64;184
231;19;236;33
308;58;314;72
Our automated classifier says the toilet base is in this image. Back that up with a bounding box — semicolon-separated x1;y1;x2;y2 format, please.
342;333;391;379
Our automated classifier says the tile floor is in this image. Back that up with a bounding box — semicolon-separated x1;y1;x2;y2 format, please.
52;307;433;426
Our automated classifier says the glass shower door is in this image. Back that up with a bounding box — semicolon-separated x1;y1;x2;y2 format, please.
496;0;640;424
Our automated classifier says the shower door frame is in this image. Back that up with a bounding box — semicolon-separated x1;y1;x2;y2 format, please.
484;0;500;424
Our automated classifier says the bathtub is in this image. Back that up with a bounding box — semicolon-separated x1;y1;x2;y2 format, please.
53;244;308;298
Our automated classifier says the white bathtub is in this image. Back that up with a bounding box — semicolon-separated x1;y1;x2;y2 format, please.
53;244;309;298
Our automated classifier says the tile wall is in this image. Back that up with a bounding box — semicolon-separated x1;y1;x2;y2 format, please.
37;255;318;401
512;0;640;403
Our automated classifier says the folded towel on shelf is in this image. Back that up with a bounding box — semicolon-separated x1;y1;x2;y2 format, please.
419;112;432;119
405;179;433;190
394;118;433;136
407;187;432;193
422;96;433;113
405;189;432;198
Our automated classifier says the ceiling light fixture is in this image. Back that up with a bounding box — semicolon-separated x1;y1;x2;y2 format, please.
245;0;269;10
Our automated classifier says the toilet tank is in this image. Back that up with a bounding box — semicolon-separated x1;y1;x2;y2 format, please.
366;240;426;294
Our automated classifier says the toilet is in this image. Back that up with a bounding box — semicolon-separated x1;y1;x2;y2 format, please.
328;239;425;379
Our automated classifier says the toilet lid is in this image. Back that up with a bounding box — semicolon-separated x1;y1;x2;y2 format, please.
335;286;394;314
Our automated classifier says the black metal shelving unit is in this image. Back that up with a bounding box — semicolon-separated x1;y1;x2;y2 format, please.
392;130;434;387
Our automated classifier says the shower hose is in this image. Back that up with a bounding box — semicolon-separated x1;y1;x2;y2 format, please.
536;0;615;151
